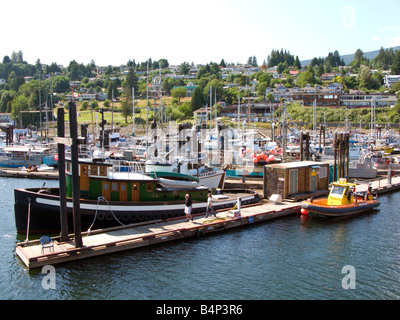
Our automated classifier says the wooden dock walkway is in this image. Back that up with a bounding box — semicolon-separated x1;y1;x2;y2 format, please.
15;175;400;270
16;201;300;269
353;175;400;194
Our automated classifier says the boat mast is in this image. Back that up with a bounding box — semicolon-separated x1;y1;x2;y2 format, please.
146;60;149;159
39;71;42;141
132;87;135;136
237;94;240;132
215;88;217;131
210;86;212;131
111;89;114;131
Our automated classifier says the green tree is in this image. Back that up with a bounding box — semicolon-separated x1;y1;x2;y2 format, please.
191;86;205;111
162;78;174;95
11;95;29;118
8;71;25;92
297;70;315;87
171;87;187;103
277;61;288;74
293;56;301;69
178;101;193;117
180;62;190;75
121;99;133;123
257;82;269;97
123;68;139;98
350;49;369;68
391;50;400;75
0;90;16;113
52;75;70;93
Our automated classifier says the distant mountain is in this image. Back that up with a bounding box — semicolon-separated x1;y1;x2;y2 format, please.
301;46;400;66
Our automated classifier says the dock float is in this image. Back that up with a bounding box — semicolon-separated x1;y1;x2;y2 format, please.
16;201;300;269
0;169;59;180
354;175;400;194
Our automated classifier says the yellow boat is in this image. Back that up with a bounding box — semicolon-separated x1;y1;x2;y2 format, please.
301;178;380;218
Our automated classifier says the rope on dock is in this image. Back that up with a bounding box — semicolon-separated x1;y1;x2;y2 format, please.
87;196;125;235
25;198;31;243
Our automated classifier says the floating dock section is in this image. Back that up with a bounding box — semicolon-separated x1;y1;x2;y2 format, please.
16;201;300;269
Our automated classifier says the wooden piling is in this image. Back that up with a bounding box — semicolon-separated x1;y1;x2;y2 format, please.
68;102;82;248
57;107;68;242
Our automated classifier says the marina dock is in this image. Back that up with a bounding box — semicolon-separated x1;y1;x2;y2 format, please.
16;201;300;269
15;174;400;270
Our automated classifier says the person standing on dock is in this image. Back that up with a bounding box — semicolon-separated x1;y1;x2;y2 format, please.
185;194;193;222
205;192;217;218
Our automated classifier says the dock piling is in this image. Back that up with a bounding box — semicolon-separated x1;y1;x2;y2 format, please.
68;102;82;248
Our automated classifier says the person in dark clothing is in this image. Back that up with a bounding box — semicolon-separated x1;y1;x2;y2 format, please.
185;193;193;222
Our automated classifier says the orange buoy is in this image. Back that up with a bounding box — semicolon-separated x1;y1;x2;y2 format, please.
300;208;308;215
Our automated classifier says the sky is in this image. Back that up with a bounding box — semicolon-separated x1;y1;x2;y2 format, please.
1;0;400;68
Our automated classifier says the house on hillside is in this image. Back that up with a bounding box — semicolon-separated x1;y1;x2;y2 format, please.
384;74;400;88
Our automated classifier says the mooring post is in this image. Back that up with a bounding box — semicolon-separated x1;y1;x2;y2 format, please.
57;107;69;242
69;102;82;248
333;133;337;182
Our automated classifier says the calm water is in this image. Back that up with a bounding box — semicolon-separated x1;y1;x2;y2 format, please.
1;176;399;300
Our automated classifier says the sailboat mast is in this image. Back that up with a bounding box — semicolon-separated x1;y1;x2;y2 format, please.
146;60;149;158
132;87;135;136
39;71;42;141
111;90;114;130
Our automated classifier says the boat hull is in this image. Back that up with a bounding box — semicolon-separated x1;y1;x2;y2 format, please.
14;187;260;234
301;198;380;218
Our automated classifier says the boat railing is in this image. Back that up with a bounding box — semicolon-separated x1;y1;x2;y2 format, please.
109;160;145;174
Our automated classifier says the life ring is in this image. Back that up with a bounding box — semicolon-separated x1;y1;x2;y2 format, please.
97;213;105;220
196;229;205;238
152;212;160;220
105;213;113;221
160;212;167;220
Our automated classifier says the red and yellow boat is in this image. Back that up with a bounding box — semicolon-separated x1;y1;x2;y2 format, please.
301;178;380;218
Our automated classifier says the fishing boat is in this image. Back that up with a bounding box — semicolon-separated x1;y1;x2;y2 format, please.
300;178;380;218
145;156;226;189
14;157;260;234
0;144;58;168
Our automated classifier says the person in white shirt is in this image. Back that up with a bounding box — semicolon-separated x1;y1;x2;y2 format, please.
205;192;216;218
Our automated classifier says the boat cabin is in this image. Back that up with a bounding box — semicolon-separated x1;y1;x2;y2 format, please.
327;178;357;206
65;159;208;203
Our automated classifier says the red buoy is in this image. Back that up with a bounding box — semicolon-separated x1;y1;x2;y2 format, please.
301;208;308;215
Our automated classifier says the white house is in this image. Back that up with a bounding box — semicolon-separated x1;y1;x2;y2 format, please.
384;74;400;88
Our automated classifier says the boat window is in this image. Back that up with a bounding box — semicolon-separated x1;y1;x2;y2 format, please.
147;183;153;192
66;162;71;173
90;165;98;176
111;182;118;191
99;166;107;176
331;185;346;196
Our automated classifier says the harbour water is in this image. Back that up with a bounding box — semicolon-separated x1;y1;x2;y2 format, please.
1;176;399;300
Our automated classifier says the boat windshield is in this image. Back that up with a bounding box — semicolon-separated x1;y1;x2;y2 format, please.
331;185;346;197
